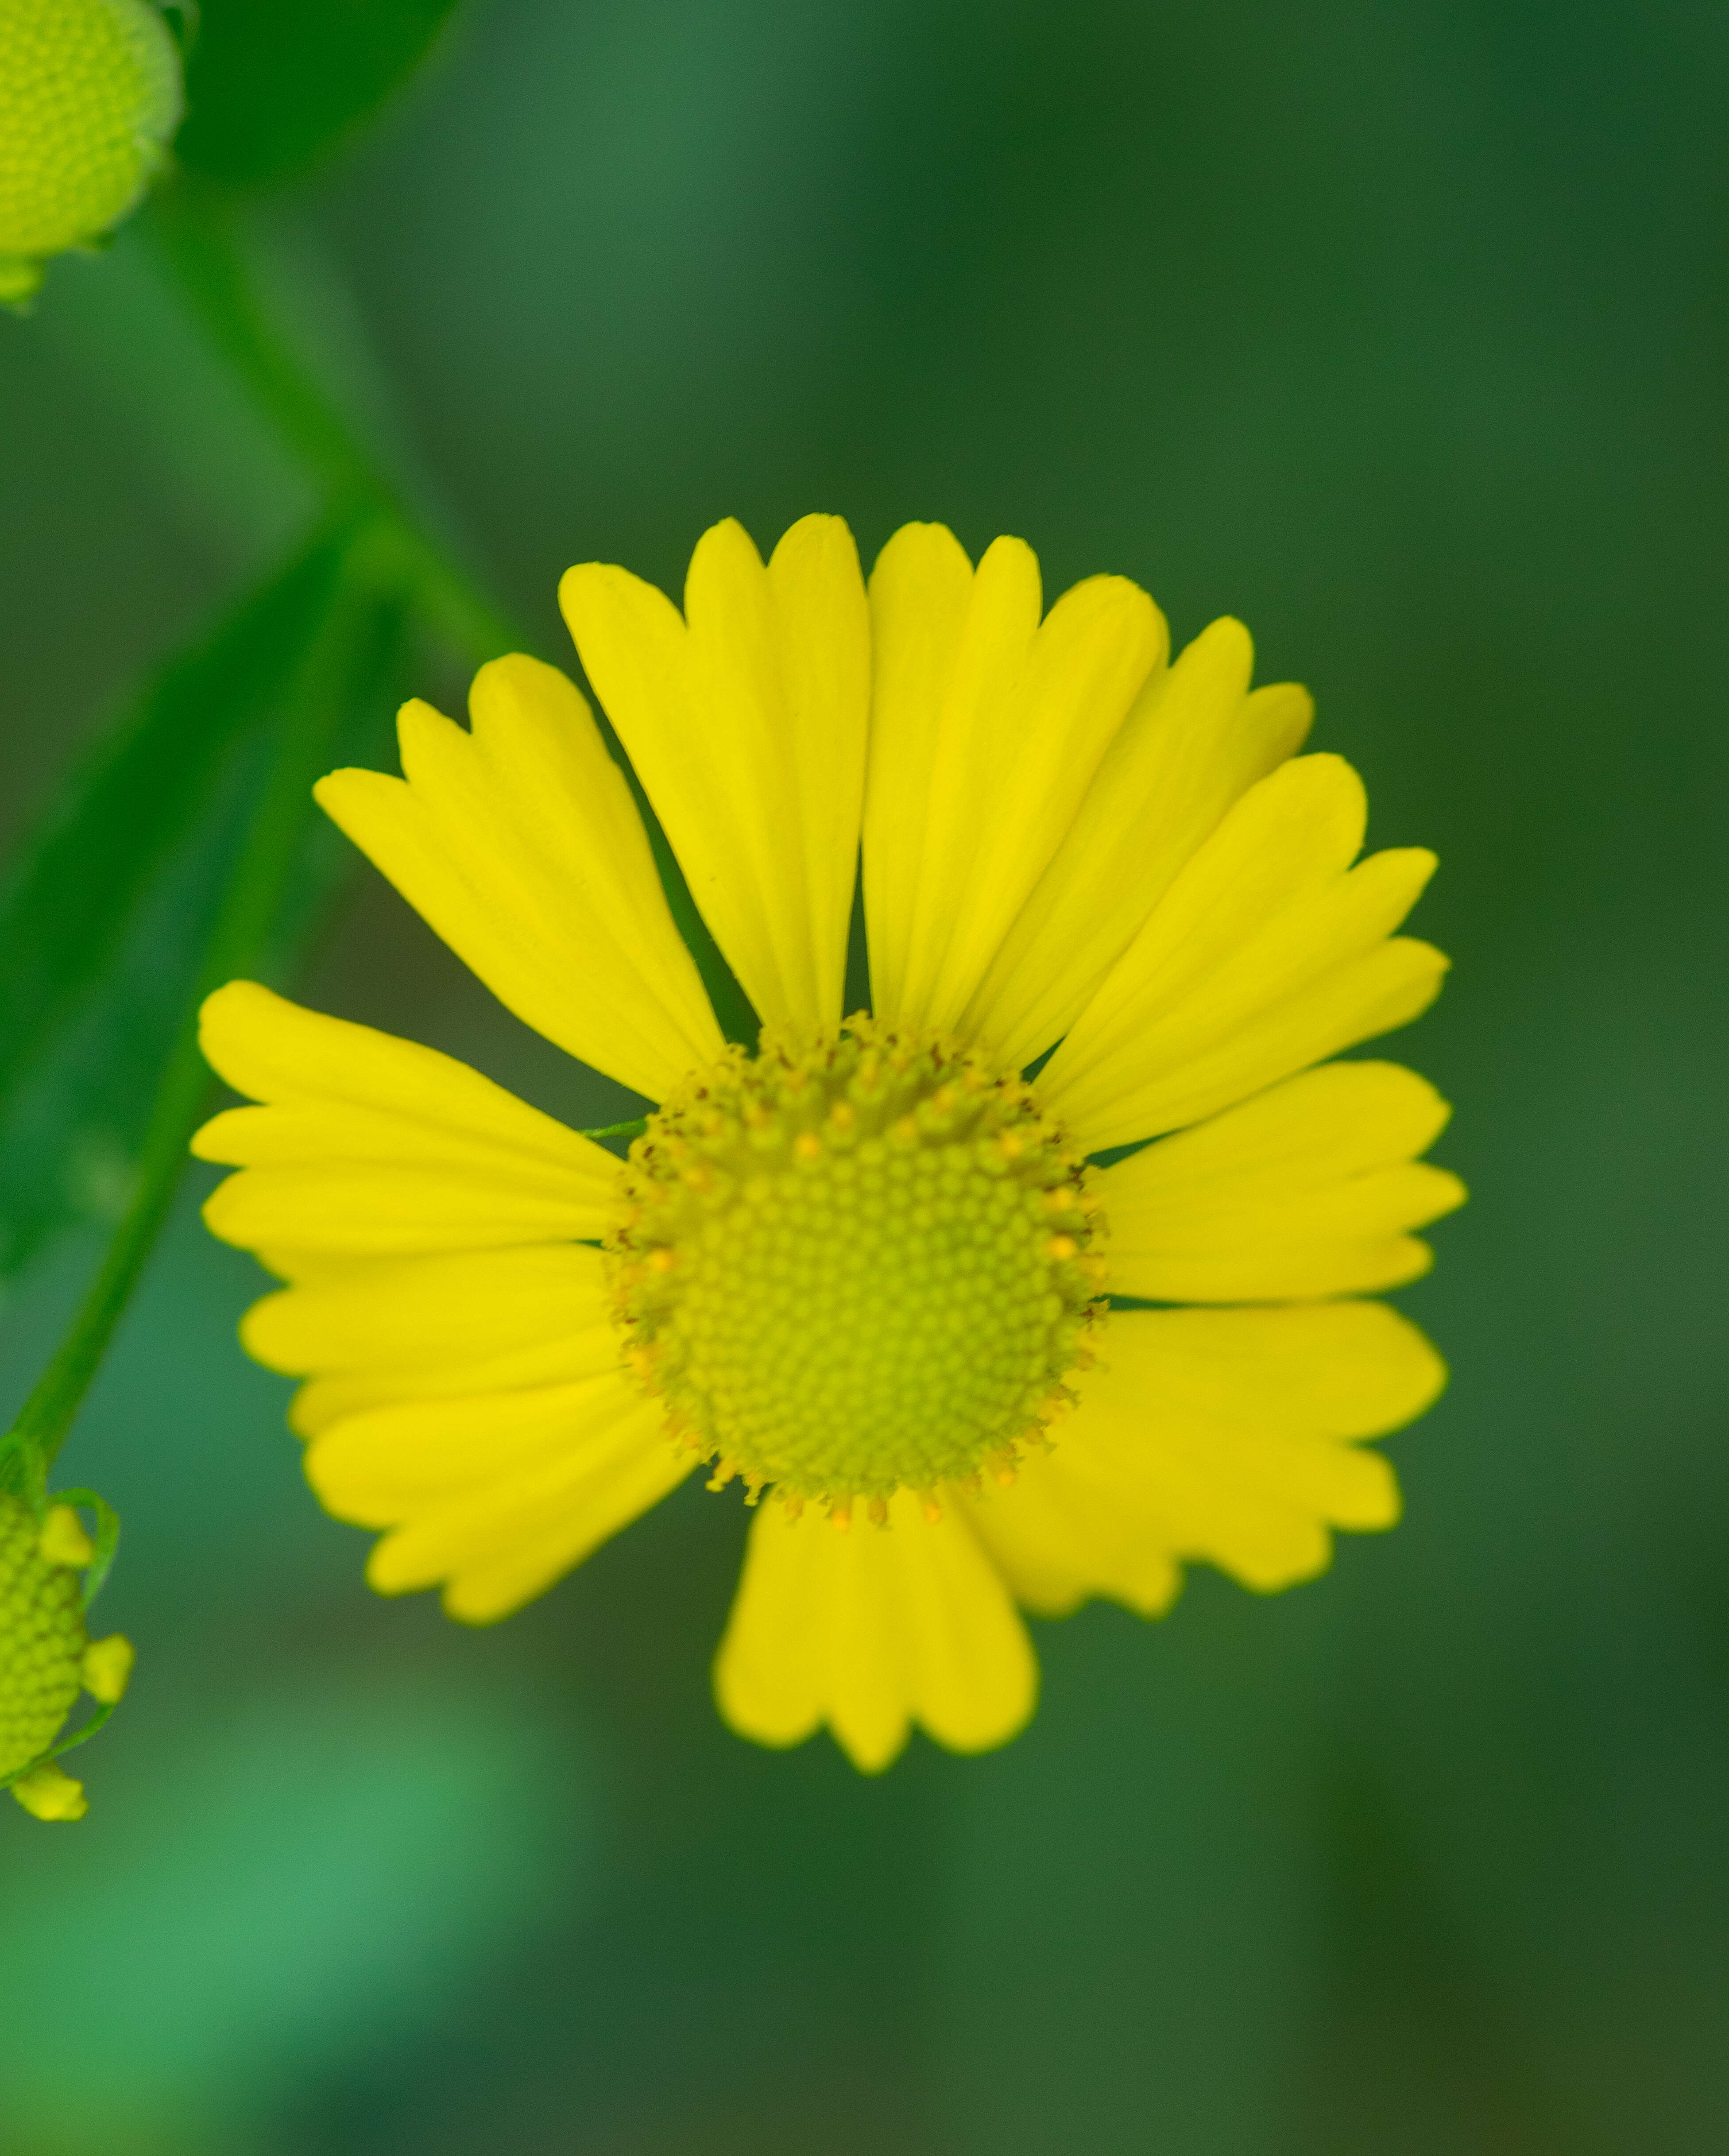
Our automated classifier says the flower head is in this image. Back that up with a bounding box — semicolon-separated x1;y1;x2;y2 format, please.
2;1494;133;1818
194;515;1462;1771
0;0;183;306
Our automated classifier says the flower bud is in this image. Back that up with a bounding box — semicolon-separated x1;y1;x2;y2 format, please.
0;0;184;306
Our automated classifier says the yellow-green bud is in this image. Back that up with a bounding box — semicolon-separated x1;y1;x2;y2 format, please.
0;0;184;305
39;1502;95;1567
11;1761;89;1821
81;1632;135;1704
0;1492;89;1786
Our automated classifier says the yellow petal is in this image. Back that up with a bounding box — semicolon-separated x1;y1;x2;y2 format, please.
194;981;621;1257
863;525;1165;1033
561;515;870;1030
1102;1061;1467;1301
968;1302;1443;1610
957;1440;1185;1620
314;653;721;1102
313;1375;634;1517
207;1164;600;1261
437;1434;685;1624
290;1332;609;1438
308;1378;688;1623
1039;754;1447;1152
240;1244;611;1375
1113;1299;1446;1436
857;523;974;1024
713;1490;1037;1772
959;618;1313;1068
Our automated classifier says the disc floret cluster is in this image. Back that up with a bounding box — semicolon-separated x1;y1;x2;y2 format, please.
605;1018;1110;1524
0;0;185;306
0;1495;88;1780
1;1492;134;1820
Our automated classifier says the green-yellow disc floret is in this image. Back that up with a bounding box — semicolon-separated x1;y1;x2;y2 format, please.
606;1019;1109;1520
0;0;184;305
0;1494;89;1783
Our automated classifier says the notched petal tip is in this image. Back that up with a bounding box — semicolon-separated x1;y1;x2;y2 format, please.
713;1499;1037;1773
830;1713;912;1776
869;518;974;584
389;699;471;787
1194;611;1254;659
1274;749;1370;840
767;508;858;561
1242;676;1315;761
555;558;691;699
311;764;406;837
1043;568;1169;667
467;649;585;724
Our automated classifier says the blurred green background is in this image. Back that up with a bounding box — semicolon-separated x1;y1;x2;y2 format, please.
4;0;1728;2148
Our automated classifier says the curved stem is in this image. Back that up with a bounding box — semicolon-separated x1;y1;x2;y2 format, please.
146;177;527;658
1;523;401;1491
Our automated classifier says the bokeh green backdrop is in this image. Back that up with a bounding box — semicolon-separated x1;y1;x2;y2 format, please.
3;0;1727;2149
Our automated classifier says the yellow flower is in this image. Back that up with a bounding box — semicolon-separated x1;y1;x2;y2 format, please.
0;0;183;306
193;516;1462;1772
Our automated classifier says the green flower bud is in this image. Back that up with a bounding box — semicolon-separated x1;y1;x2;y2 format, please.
0;0;184;306
0;1493;90;1793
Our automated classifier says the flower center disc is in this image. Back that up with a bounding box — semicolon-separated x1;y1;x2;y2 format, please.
0;1496;87;1781
606;1019;1107;1514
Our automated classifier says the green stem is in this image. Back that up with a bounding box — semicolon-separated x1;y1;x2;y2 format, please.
3;1023;214;1502
145;178;525;656
2;527;398;1492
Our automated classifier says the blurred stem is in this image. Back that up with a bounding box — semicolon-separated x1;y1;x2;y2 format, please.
145;177;522;664
0;520;400;1498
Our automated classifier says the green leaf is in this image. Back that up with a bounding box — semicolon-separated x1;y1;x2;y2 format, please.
0;517;409;1281
174;0;462;191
